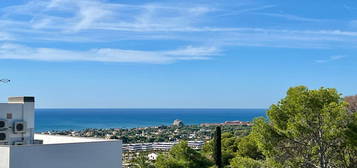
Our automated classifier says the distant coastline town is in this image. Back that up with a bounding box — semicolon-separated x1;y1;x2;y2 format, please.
3;88;357;168
41;119;252;144
40;119;252;167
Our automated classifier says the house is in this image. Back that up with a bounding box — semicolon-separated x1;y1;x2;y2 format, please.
148;153;158;160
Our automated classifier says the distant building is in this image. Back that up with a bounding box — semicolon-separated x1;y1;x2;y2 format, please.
0;96;122;168
172;119;184;127
200;120;252;127
123;141;204;152
148;153;158;160
224;120;252;126
200;123;222;127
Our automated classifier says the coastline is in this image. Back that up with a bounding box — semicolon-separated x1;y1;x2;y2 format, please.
35;108;266;131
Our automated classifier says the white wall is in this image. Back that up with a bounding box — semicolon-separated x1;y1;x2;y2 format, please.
0;135;123;168
9;141;122;168
0;147;10;168
34;134;111;144
0;102;34;145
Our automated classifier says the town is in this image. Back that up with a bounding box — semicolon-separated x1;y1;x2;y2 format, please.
40;120;252;167
41;120;252;144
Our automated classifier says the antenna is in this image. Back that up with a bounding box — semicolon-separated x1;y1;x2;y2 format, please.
0;79;10;83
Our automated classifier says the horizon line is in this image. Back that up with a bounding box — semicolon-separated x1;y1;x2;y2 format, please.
35;107;268;110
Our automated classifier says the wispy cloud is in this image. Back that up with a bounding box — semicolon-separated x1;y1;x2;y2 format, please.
217;5;276;17
0;43;219;64
1;0;214;32
315;56;346;63
0;1;355;42
0;0;356;64
254;13;326;22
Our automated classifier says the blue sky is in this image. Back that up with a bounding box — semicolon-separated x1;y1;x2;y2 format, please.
0;0;357;108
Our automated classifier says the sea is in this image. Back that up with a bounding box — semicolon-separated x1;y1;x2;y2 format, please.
35;109;267;132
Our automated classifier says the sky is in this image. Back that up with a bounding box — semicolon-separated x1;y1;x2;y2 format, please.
0;0;357;108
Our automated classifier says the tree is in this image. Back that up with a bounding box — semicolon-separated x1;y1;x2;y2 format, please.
202;132;238;167
345;95;357;113
213;126;222;168
155;141;213;168
131;153;155;168
344;112;357;166
230;156;263;168
252;86;356;168
155;156;185;168
346;113;357;146
221;132;239;166
236;134;263;160
227;130;264;168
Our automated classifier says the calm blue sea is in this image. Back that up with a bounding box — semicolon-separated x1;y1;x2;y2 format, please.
35;109;267;132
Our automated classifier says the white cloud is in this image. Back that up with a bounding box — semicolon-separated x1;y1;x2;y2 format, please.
1;0;356;39
1;0;215;32
217;5;276;17
254;13;326;22
0;43;219;64
188;7;215;15
73;4;112;31
315;56;346;63
0;0;356;64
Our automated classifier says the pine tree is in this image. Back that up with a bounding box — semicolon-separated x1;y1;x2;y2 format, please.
252;86;357;167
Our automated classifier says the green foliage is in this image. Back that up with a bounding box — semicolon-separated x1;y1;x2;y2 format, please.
230;156;263;168
226;128;264;168
252;86;356;167
203;132;239;167
236;134;263;160
344;112;357;166
131;153;155;168
346;113;357;147
155;155;185;168
221;133;238;166
222;132;238;153
125;86;357;168
155;141;213;168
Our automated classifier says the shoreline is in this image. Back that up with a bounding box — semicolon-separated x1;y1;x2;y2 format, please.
36;119;254;133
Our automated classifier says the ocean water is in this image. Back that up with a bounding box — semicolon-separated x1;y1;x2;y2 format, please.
35;109;267;132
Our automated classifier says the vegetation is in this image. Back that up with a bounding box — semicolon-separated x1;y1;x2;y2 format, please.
251;86;356;167
202;86;357;168
46;86;357;168
345;94;357;113
230;157;262;168
45;124;251;144
131;153;155;168
155;141;213;168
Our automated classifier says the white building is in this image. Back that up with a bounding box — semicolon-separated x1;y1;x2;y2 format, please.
148;153;158;161
0;97;35;145
123;141;204;152
0;96;122;168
